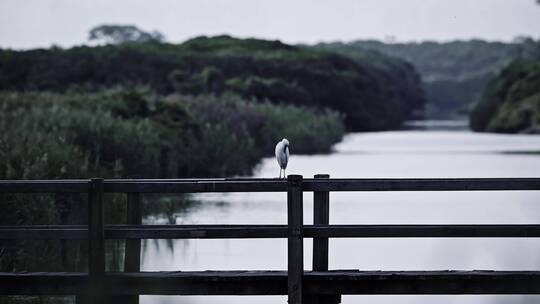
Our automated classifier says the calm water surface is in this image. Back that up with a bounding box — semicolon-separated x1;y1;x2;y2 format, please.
142;130;540;304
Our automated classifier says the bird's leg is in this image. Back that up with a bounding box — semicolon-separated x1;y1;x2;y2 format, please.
278;168;282;179
283;168;286;179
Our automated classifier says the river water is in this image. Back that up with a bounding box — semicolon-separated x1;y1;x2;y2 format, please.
141;129;540;304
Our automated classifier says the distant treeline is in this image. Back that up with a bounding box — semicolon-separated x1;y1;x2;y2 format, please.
0;35;425;131
318;38;540;118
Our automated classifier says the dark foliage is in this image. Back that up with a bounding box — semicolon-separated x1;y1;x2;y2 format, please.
0;88;344;179
470;60;540;133
319;39;540;118
0;35;425;131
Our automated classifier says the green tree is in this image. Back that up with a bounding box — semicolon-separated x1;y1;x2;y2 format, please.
88;24;165;44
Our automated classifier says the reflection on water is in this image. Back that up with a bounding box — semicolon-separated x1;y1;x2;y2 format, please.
402;120;469;131
142;130;540;304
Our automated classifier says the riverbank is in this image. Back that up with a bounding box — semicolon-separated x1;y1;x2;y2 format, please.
0;88;345;283
0;88;345;179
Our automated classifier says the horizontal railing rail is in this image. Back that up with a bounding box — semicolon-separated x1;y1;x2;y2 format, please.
3;270;540;295
3;224;540;239
2;177;540;193
1;175;540;304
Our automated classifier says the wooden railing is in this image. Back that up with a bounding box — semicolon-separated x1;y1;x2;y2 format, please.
2;175;540;304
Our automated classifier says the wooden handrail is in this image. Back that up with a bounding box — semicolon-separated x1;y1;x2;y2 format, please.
2;175;540;303
4;224;540;239
2;177;540;193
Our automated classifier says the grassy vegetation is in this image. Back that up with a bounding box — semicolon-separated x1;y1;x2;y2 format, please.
0;88;344;179
470;60;540;133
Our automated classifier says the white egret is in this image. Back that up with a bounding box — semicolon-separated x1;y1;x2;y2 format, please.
275;138;290;179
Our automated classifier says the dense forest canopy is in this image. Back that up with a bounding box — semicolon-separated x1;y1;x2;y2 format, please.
318;39;540;118
0;35;425;131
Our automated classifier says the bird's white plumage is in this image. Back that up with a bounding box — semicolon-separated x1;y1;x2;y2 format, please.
275;138;289;178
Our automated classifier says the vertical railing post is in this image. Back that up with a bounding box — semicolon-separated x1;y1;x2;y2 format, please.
123;192;142;304
87;178;105;302
287;174;303;304
311;174;341;304
313;174;330;272
54;192;69;269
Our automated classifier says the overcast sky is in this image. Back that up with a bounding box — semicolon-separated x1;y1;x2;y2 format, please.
1;0;539;49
